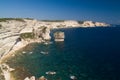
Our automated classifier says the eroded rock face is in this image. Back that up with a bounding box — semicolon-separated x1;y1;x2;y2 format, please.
24;76;35;80
54;31;65;41
42;27;51;40
81;21;110;27
64;20;80;27
82;21;95;27
0;63;15;80
95;22;110;26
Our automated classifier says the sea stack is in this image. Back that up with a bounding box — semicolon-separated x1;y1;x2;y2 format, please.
54;31;65;41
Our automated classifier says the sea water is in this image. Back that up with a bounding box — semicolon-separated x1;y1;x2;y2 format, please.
2;27;120;80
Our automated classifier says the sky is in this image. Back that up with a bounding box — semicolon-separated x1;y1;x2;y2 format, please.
0;0;120;24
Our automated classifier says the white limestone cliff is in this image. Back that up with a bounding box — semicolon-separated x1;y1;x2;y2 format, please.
0;18;110;59
41;27;51;40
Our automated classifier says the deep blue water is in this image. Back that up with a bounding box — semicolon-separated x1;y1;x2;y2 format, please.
6;27;120;80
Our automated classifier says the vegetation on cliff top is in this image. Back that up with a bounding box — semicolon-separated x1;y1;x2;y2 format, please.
77;21;84;24
24;18;34;20
41;20;65;22
0;18;25;22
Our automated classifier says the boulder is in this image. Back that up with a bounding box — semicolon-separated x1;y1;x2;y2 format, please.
30;76;35;80
24;76;35;80
39;76;47;80
24;77;30;80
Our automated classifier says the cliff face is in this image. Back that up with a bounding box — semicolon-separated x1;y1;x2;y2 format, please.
81;21;110;27
0;19;110;58
41;27;51;40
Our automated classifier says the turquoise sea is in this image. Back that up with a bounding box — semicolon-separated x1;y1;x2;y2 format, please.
4;27;120;80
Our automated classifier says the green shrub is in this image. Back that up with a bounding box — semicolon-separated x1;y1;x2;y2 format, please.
78;21;84;24
25;18;34;20
41;20;64;22
20;33;35;39
0;24;2;29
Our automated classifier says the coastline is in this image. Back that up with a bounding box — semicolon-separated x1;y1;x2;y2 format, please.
0;39;44;80
0;19;110;62
0;42;27;64
0;26;111;63
0;40;42;64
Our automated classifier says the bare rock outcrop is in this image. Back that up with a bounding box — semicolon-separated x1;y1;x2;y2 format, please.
82;21;95;27
24;76;35;80
81;21;110;27
54;31;65;41
0;63;15;80
95;22;110;26
41;27;51;40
